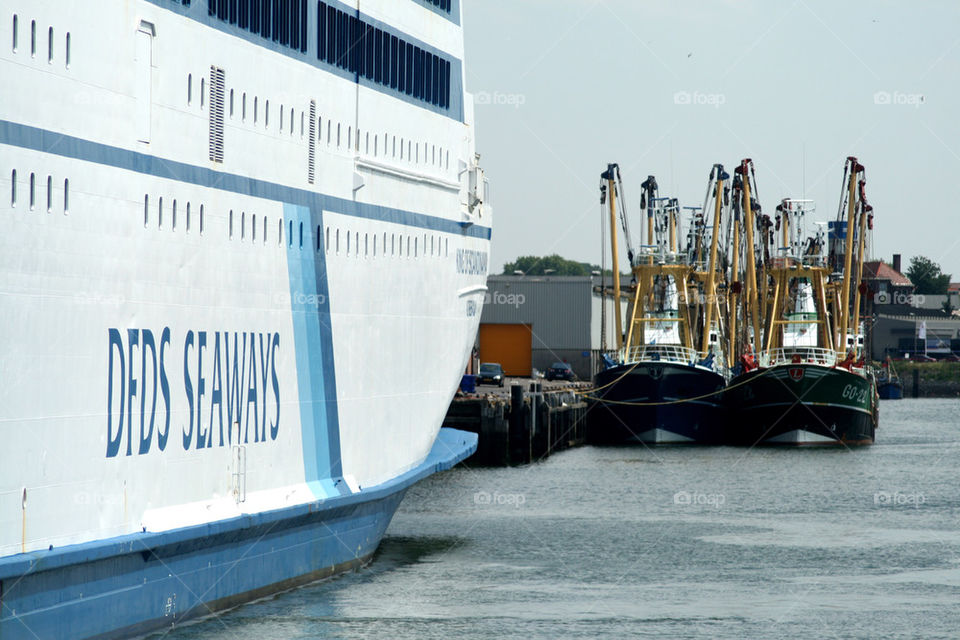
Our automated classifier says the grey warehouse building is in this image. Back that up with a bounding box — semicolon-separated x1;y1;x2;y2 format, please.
477;275;624;380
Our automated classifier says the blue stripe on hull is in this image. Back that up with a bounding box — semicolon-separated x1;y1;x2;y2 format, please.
0;120;492;240
284;203;344;498
0;429;477;640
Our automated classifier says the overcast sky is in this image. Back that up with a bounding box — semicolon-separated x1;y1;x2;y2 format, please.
462;0;960;281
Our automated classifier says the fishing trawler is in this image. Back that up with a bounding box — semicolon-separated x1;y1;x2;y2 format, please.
877;357;904;400
590;165;728;444
0;1;489;637
724;158;878;445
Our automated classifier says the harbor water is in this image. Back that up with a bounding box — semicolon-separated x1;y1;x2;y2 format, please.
160;399;960;639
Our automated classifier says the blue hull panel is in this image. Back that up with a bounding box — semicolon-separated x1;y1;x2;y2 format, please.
0;429;477;640
589;363;727;444
878;382;903;400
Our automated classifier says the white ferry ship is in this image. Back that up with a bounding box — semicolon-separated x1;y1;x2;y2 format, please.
0;1;490;637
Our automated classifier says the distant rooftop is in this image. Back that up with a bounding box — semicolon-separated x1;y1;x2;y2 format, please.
863;260;912;287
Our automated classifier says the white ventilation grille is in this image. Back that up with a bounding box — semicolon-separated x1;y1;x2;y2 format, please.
308;100;317;184
208;66;225;163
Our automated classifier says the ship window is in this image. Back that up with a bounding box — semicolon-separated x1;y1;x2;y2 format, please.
143;194;148;226
186;202;191;232
348;127;352;149
254;96;258;123
188;74;192;105
11;15;17;52
335;228;340;253
346;229;351;255
278;219;283;245
288;219;293;246
317;116;322;140
325;226;330;252
228;88;233;115
252;214;256;241
316;225;321;252
383;232;386;254
158;196;163;228
229;209;233;238
354;232;359;256
30;20;35;56
279;104;284;131
65;32;70;68
265;99;269;127
10;169;16;206
431;235;435;256
290;107;294;134
326;120;331;144
29;172;35;209
241;211;246;240
373;233;377;256
391;233;395;255
299;223;303;248
47;26;53;63
300;111;304;137
62;178;69;213
337;123;341;148
446;150;449;170
46;175;52;212
408;141;412;161
392;136;396;158
445;238;448;257
365;132;370;155
432;145;436;165
374;136;378;157
200;204;204;234
172;199;177;230
242;92;246;121
400;138;404;160
264;216;268;244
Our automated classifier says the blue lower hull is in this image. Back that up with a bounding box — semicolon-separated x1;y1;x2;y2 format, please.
588;362;727;444
878;381;903;400
0;429;477;640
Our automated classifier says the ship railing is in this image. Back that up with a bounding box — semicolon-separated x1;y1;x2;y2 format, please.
760;347;839;367
622;344;699;365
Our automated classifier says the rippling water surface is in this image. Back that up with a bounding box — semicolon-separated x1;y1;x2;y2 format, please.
162;399;960;639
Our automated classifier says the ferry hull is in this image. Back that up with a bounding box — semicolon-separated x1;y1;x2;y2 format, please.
0;429;476;640
725;365;877;446
589;363;727;445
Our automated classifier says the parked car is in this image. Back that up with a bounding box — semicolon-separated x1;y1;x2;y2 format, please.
476;363;505;387
546;362;575;382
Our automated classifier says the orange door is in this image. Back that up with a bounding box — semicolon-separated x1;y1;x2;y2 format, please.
478;323;533;377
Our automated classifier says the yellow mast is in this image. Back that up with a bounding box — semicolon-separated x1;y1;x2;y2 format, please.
850;177;869;357
701;165;726;356
728;209;740;368
740;160;762;355
607;170;623;353
838;157;858;356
